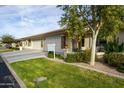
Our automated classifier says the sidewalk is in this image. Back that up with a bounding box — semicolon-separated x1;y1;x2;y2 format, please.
71;62;124;79
47;58;124;79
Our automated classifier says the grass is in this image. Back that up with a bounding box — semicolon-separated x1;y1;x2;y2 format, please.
0;49;14;53
10;58;124;88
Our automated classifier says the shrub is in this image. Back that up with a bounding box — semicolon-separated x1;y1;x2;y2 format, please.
75;52;84;62
117;64;124;73
48;51;54;58
83;49;91;62
56;54;64;59
104;53;124;73
47;51;64;59
65;49;92;63
64;53;77;63
12;47;19;50
104;41;124;53
104;53;124;67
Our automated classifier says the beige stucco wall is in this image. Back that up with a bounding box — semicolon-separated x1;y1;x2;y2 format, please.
84;37;90;49
43;35;65;54
66;38;73;53
118;31;124;44
20;34;92;52
81;36;92;50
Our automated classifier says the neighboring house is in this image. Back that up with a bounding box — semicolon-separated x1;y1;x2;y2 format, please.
18;29;124;54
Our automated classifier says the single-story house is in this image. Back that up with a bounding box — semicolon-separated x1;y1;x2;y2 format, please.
18;29;124;54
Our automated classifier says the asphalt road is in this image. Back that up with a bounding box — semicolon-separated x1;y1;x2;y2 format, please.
0;56;20;88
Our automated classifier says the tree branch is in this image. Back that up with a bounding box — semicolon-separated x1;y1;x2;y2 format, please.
95;21;103;37
78;6;95;33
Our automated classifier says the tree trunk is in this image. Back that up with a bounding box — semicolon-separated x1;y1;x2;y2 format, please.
89;20;102;66
90;35;97;66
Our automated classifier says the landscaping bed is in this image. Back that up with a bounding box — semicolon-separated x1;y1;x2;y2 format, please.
10;58;124;88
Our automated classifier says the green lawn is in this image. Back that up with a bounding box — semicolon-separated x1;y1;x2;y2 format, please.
0;49;14;53
10;58;124;88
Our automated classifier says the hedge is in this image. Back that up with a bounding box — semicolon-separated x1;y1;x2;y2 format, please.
104;53;124;67
65;49;91;63
104;53;124;73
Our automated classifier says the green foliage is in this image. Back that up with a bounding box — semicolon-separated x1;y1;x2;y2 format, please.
1;34;15;44
104;53;124;73
11;47;19;50
104;41;124;53
11;58;124;88
104;53;124;67
58;5;86;46
47;51;64;59
117;65;124;73
83;49;91;62
58;5;124;64
47;51;53;58
65;49;91;63
64;53;77;63
58;5;124;42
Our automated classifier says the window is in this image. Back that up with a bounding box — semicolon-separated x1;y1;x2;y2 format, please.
61;36;66;49
97;39;106;46
82;38;84;47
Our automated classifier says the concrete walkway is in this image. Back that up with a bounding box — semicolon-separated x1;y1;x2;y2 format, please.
0;50;46;63
72;62;124;79
47;58;124;79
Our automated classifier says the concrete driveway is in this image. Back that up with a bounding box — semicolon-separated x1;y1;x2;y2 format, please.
0;50;46;63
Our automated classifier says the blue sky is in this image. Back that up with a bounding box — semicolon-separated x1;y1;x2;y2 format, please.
0;5;63;39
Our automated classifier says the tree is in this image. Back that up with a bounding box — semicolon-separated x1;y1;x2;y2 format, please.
1;34;15;44
58;5;124;66
58;6;86;50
